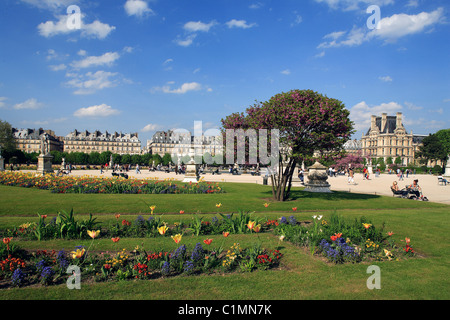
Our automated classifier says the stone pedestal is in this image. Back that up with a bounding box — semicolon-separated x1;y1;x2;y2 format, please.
182;161;200;183
37;154;54;174
304;161;332;193
0;158;4;171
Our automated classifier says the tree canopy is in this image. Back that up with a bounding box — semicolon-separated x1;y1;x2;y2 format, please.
221;89;354;201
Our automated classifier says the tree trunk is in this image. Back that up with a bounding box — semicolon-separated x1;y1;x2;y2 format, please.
271;156;297;202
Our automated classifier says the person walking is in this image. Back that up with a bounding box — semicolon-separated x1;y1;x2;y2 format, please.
136;164;141;174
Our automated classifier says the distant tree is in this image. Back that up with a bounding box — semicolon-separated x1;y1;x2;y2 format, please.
416;134;447;165
99;151;112;165
334;152;364;169
0;120;16;158
395;157;402;165
121;154;131;164
88;152;101;165
162;153;172;166
131;154;141;165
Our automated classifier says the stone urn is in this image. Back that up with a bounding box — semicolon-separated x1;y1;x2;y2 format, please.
304;161;332;193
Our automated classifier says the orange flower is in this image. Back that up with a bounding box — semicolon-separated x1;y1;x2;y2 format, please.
292;207;297;211
263;203;270;207
2;237;12;245
115;214;121;220
179;210;185;214
216;203;222;208
41;215;48;219
254;224;261;233
203;239;213;245
335;233;342;238
223;232;230;237
387;231;394;236
111;237;120;243
330;235;338;241
362;223;372;229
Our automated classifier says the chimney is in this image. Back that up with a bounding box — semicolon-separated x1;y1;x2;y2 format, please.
371;115;377;131
396;112;403;129
381;113;387;132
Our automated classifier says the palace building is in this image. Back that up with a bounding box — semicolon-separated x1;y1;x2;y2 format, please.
12;128;64;154
64;130;141;155
148;130;223;158
360;112;426;166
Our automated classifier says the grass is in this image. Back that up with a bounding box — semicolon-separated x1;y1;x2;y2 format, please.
0;182;449;300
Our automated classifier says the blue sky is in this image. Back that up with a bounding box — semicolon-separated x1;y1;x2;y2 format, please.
0;0;449;147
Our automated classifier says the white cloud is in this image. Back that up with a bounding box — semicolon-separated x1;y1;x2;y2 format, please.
349;101;403;131
65;71;119;95
142;123;162;132
152;82;203;94
226;19;257;29
0;97;7;108
405;102;423;110
368;8;445;42
184;21;217;33
49;64;67;71
379;75;393;82
124;0;154;18
13;98;44;110
20;0;79;11
249;2;263;9
291;14;303;27
37;14;115;39
71;52;120;69
174;34;197;47
314;0;394;11
318;8;445;49
315;51;326;58
406;0;419;8
77;49;87;56
281;69;291;75
73;104;120;118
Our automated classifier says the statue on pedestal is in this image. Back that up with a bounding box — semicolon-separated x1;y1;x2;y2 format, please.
444;155;450;177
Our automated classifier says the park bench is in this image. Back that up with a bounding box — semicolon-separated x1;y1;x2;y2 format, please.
438;177;448;186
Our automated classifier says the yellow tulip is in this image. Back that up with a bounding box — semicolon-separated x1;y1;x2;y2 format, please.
362;223;372;229
254;224;261;233
87;230;100;239
247;221;256;230
216;203;222;208
71;248;86;259
171;234;182;244
150;205;156;214
158;225;168;235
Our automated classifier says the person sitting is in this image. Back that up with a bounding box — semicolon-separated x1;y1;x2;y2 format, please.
438;175;448;186
391;181;408;197
407;179;422;198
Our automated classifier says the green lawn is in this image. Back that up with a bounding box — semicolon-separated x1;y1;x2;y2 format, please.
0;183;449;300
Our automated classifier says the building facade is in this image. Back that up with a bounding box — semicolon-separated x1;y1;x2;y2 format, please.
12;128;63;154
361;112;426;166
64;130;141;155
148;130;223;158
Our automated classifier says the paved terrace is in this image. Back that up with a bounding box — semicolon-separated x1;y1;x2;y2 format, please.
37;168;450;205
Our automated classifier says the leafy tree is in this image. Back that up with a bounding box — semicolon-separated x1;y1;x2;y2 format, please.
88;152;101;165
221;89;354;201
162;153;172;166
416;134;447;165
99;151;112;165
131;154;142;165
121;154;131;164
0;119;16;157
395;157;402;165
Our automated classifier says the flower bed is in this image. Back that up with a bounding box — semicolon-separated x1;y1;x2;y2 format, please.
0;172;224;194
0;240;282;288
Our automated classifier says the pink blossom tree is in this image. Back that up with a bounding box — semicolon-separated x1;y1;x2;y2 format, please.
221;89;354;201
